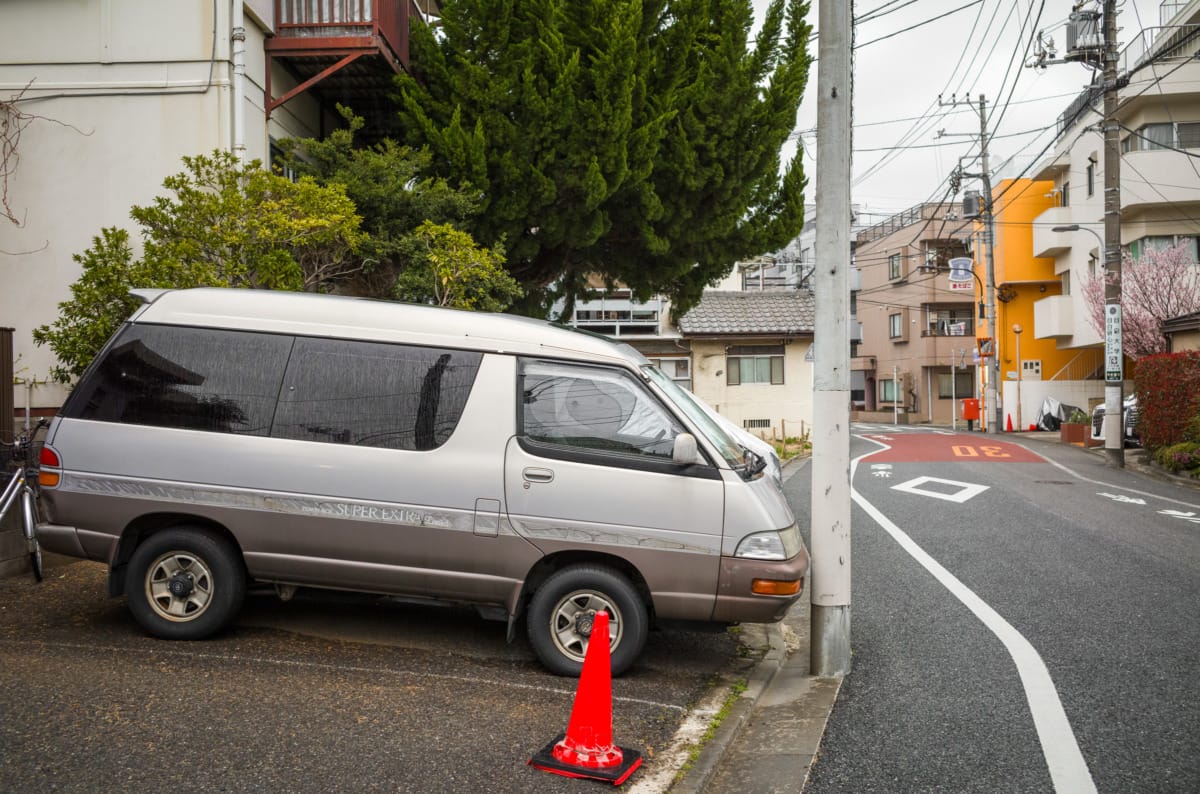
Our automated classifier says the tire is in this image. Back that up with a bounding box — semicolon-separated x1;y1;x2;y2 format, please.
124;526;245;640
526;565;648;677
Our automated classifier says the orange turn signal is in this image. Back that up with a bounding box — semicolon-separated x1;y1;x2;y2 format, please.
751;578;801;596
38;471;60;488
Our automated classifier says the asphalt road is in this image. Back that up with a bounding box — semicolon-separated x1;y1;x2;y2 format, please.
799;426;1200;793
0;559;756;792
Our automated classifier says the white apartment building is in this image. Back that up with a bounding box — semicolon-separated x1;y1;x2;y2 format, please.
1032;0;1200;352
1;1;436;422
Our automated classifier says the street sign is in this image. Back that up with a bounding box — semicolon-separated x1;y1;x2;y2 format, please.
1105;304;1123;381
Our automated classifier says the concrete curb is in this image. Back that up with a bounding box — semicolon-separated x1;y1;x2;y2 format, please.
669;621;790;794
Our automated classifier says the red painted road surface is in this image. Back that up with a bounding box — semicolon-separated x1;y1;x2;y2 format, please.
859;432;1046;463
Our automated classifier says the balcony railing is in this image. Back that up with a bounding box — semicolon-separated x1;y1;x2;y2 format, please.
274;0;419;69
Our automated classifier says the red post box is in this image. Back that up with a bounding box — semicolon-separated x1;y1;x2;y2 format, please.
961;398;980;430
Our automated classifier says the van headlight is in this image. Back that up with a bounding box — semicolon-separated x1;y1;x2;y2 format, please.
735;524;802;560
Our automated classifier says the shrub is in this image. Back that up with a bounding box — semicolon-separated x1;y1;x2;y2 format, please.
1155;441;1200;476
1134;351;1200;451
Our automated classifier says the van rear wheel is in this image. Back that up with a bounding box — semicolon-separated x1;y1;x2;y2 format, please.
527;565;647;677
125;526;245;640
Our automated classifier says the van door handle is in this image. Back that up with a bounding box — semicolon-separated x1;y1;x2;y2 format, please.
522;467;554;483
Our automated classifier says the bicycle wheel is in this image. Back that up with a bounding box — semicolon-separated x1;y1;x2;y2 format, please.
21;486;43;582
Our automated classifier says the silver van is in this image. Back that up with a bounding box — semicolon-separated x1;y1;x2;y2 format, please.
35;288;808;675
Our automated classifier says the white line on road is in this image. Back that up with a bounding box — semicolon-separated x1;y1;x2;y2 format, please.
0;638;685;713
852;435;1098;794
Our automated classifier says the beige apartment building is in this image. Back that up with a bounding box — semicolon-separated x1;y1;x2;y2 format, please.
854;202;976;425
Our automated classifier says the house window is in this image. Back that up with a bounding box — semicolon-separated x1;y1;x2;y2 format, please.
888;313;904;339
726;345;784;386
1128;235;1200;262
888;253;903;280
1086;161;1095;197
1122;121;1200;152
937;371;975;399
646;356;692;391
879;378;899;403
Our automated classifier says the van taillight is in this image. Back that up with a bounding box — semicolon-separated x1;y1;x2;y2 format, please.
39;445;61;488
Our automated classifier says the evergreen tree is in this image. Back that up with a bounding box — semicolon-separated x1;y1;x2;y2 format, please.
395;0;811;316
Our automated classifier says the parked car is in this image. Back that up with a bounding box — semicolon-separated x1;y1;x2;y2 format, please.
34;288;809;677
1091;394;1140;446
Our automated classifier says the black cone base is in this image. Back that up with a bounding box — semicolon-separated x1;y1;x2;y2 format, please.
528;734;644;786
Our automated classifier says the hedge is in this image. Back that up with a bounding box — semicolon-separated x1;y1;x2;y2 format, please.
1133;351;1200;450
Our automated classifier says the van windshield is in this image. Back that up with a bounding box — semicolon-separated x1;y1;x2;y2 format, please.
642;366;745;469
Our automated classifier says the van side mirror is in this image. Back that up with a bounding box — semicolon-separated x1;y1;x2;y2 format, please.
672;433;703;465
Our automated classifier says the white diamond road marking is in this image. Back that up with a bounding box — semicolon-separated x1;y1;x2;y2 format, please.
892;475;990;503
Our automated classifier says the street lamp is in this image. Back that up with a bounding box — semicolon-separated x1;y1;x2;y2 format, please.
1052;224;1105;252
1012;324;1023;431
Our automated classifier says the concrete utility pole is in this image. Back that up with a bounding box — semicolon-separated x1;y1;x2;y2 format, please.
1030;1;1124;465
978;95;1002;435
810;0;853;677
1101;0;1125;467
941;94;1000;433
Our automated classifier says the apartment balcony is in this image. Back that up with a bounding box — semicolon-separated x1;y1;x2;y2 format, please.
1034;294;1074;339
1122;149;1200;212
266;1;440;139
1032;206;1075;257
571;297;666;338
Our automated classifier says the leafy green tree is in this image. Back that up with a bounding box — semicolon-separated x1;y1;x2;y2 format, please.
32;227;143;382
33;152;364;382
278;108;483;298
134;150;363;291
394;0;811;316
394;221;522;310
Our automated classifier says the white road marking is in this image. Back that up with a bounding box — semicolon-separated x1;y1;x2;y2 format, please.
852;435;1098;794
892;475;990;503
0;638;684;712
1096;492;1147;505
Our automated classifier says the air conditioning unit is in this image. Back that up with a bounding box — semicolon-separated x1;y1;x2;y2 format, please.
962;190;982;219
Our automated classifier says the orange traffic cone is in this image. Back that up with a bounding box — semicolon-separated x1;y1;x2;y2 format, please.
529;611;643;785
1006;414;1014;432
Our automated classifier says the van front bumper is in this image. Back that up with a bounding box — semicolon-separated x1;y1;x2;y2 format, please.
711;545;810;623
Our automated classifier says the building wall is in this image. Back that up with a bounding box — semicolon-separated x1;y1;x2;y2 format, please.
987;179;1087;422
688;338;813;441
0;1;320;413
854;203;974;425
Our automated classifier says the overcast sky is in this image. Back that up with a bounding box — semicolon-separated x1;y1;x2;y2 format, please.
754;0;1167;224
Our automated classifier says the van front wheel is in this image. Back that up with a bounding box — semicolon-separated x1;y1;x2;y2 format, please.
527;565;647;677
124;527;245;640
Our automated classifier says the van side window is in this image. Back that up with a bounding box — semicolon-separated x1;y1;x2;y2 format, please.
64;324;291;435
273;338;482;451
519;360;684;460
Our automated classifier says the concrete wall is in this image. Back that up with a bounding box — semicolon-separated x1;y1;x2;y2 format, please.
1000;379;1129;431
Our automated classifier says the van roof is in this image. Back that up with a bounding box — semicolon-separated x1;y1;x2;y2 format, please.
132;288;641;367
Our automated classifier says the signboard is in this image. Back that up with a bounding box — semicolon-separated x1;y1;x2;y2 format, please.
949;280;973;292
947;257;974;281
948;322;967;336
1104;304;1123;381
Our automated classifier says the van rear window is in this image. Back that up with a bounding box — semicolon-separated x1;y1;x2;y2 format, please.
65;324;291;435
66;323;483;451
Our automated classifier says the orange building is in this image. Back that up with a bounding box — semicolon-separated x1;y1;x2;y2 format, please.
975;179;1101;430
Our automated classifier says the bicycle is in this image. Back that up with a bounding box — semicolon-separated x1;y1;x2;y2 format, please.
1;418;49;582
